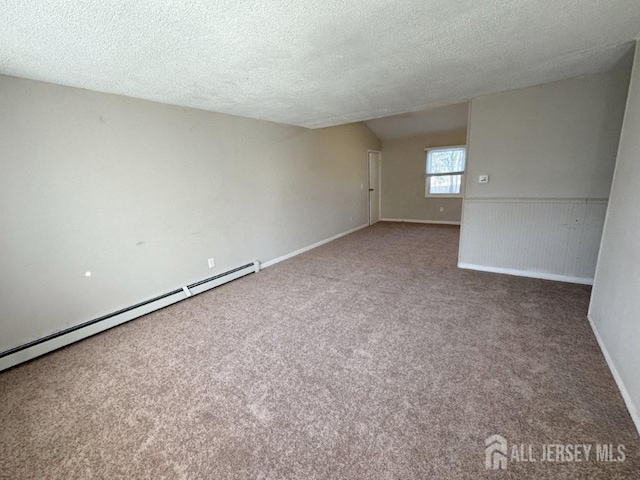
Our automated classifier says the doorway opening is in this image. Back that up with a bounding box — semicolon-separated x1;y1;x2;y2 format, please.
368;150;381;225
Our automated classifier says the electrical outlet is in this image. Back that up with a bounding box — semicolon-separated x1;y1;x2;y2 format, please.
479;174;489;183
208;258;215;269
439;207;444;212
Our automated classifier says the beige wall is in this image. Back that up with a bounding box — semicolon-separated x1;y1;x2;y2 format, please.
380;130;467;223
465;70;631;200
0;74;380;352
459;69;631;282
589;42;640;432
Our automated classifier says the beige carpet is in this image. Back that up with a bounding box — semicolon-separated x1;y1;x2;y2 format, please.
1;223;637;479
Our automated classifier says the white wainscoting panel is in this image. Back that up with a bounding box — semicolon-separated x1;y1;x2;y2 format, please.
458;198;608;283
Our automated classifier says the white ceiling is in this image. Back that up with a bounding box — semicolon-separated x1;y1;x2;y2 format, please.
365;103;469;140
2;1;639;128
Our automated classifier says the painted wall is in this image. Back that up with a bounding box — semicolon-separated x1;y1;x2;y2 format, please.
589;42;640;433
459;69;631;283
0;75;380;353
380;130;467;223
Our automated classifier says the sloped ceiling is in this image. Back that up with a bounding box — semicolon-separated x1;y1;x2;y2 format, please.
2;1;639;128
365;103;469;140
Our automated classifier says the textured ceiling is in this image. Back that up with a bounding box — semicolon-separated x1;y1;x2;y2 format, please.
366;103;469;140
2;1;640;128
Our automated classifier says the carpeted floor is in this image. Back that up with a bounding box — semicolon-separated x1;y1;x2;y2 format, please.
0;223;637;479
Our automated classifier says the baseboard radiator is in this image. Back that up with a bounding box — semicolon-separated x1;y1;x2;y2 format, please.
0;261;261;372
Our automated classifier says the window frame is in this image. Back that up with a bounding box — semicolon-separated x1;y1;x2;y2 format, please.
424;145;467;198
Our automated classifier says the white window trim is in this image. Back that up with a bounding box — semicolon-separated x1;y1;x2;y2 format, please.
424;145;467;198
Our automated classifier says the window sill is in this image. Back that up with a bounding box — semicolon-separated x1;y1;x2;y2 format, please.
425;194;464;198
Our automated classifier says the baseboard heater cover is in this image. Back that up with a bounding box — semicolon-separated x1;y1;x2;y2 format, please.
0;261;261;372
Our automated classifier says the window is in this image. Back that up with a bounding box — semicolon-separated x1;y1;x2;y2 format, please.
425;146;467;196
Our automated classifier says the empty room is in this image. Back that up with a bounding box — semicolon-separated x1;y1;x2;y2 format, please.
1;2;640;479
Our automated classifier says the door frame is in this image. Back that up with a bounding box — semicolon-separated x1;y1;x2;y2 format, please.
367;150;382;225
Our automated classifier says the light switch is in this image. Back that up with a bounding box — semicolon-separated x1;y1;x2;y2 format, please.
479;174;489;184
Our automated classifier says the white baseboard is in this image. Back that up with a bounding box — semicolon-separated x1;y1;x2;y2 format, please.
587;314;640;436
261;224;369;269
457;263;594;285
0;291;186;373
0;262;259;372
380;218;461;226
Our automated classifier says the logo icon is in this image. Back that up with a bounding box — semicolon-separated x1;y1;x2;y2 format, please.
485;434;508;470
